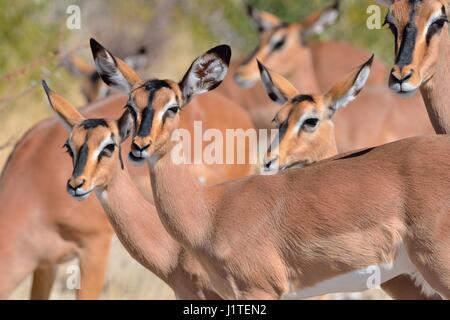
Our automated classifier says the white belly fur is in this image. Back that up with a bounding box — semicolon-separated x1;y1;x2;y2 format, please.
282;243;437;299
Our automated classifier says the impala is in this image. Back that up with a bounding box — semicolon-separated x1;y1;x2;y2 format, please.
42;81;223;299
217;1;434;153
258;59;442;300
95;36;450;300
380;0;450;134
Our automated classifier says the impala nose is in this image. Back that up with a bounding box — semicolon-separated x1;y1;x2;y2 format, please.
389;66;418;94
67;178;86;195
263;156;278;172
129;142;150;162
390;67;413;84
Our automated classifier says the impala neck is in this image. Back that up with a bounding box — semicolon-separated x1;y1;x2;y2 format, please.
96;162;180;282
148;152;213;248
420;30;450;134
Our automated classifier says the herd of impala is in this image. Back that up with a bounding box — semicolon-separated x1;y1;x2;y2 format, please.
0;0;449;300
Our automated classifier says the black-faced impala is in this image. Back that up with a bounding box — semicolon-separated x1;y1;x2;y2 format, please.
380;0;450;134
258;58;442;300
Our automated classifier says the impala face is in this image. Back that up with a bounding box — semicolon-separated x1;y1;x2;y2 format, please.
90;38;231;163
234;1;340;87
260;56;373;172
381;0;449;94
42;80;132;200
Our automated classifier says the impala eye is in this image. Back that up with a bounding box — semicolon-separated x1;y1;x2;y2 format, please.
432;18;448;28
100;143;115;158
303;118;319;131
271;37;286;52
165;106;180;118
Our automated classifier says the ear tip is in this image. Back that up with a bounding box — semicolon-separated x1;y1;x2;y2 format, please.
256;60;266;73
41;80;50;93
367;54;375;66
209;45;232;65
90;38;104;56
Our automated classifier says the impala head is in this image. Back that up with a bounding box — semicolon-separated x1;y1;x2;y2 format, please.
261;55;374;172
379;0;449;94
234;1;340;87
90;38;231;164
42;80;133;200
63;48;148;103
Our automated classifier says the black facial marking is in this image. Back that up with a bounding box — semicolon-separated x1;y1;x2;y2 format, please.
144;79;171;104
137;106;154;137
291;94;315;104
395;2;418;68
81;119;108;129
133;79;171;136
72;143;89;177
267;118;289;154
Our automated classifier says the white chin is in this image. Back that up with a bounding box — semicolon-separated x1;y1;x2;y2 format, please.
72;190;93;201
390;85;419;97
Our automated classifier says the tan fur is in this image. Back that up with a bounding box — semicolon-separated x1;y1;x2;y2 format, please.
261;60;442;300
385;0;450;134
147;129;450;299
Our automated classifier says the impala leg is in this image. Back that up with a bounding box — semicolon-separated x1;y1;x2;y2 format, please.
76;236;111;300
381;275;442;300
30;266;57;300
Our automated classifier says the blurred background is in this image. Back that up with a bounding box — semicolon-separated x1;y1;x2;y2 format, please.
1;0;390;299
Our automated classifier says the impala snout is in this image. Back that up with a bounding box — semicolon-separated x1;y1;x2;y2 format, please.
389;65;421;95
262;155;279;172
129;141;151;164
67;177;93;200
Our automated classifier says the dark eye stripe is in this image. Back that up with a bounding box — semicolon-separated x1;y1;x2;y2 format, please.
72;143;89;177
395;9;418;68
137;106;154;137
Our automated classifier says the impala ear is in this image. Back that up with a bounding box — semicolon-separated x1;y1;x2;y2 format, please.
302;0;340;36
90;38;141;93
117;109;133;142
324;55;374;118
257;60;299;105
42;80;85;131
179;45;231;104
246;5;283;32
